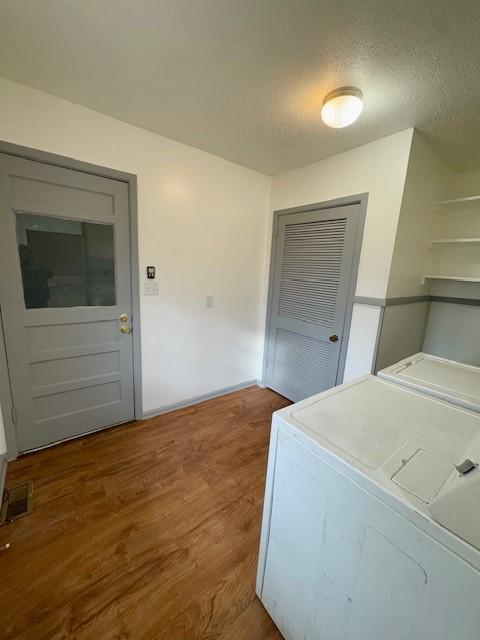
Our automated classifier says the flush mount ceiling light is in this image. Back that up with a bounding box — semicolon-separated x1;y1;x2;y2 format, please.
321;87;363;128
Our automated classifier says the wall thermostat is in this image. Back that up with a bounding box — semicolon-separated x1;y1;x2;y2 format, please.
146;266;156;279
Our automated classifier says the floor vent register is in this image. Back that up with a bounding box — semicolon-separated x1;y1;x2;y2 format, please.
0;481;33;526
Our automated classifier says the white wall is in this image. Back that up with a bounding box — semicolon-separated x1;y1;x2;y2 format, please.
0;77;272;454
373;132;450;370
343;305;382;381
433;166;480;296
0;413;5;455
387;131;451;298
269;129;414;379
375;302;430;372
421;165;480;364
379;137;480;369
449;166;480;199
424;302;480;366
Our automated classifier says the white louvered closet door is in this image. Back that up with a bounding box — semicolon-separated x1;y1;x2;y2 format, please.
264;204;361;402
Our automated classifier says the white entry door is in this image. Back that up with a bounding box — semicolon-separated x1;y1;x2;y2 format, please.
0;154;135;452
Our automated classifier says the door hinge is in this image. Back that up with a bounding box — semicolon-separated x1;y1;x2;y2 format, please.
11;407;17;424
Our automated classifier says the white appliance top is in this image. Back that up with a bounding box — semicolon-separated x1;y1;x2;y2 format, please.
377;352;480;413
273;375;480;555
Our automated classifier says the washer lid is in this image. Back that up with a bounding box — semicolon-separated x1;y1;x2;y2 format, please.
378;353;480;413
289;376;480;471
430;466;480;551
392;449;455;502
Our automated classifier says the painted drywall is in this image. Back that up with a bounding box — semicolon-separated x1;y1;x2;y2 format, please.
268;129;414;377
424;302;480;366
379;134;480;371
343;305;382;381
431;166;480;297
0;77;271;455
420;165;480;364
375;302;430;372
387;131;451;298
0;411;5;454
375;134;449;370
449;166;480;198
427;167;480;297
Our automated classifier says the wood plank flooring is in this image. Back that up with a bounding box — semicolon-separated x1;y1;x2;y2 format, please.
0;386;290;640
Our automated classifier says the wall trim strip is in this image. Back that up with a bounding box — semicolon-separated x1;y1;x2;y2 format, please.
141;380;259;420
385;296;431;306
353;296;386;307
430;296;480;307
354;295;479;307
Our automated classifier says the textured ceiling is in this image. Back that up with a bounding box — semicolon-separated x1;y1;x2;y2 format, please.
0;0;479;175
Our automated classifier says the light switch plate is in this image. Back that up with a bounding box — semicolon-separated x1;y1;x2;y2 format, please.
206;295;214;308
144;281;159;295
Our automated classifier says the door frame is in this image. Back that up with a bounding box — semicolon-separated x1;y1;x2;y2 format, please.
262;193;368;391
0;141;142;459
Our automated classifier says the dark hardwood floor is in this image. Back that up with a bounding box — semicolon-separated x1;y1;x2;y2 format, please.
0;386;290;640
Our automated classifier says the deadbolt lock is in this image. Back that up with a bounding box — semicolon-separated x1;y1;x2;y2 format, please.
329;334;339;343
119;313;128;323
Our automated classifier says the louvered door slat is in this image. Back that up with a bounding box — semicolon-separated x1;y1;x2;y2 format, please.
272;329;331;399
278;218;347;326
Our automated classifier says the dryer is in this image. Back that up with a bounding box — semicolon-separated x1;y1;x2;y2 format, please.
378;352;480;413
257;375;480;640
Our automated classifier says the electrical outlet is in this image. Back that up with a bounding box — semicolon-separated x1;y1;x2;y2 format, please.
144;281;159;295
206;295;214;308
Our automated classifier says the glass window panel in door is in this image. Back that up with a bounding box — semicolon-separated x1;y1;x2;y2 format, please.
16;213;116;308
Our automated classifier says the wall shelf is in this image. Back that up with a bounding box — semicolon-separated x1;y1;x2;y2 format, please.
429;237;480;247
436;195;480;211
426;193;480;288
421;275;480;285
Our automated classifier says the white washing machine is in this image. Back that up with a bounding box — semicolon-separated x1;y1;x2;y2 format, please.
256;375;480;640
378;352;480;413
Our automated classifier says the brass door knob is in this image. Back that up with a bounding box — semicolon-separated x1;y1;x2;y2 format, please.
120;325;133;334
119;313;128;323
329;334;339;343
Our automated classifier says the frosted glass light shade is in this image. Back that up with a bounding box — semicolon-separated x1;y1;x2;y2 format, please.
321;87;363;128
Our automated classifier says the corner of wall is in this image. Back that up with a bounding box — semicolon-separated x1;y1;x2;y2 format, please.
256;177;275;382
386;130;453;299
0;453;6;500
